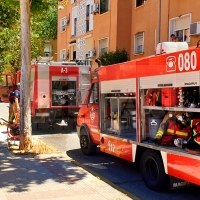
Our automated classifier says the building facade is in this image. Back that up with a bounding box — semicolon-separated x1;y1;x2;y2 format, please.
57;0;200;69
57;0;132;69
131;0;200;60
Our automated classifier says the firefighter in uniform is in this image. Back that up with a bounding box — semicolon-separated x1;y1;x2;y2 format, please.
155;111;192;146
13;83;20;123
8;85;15;124
186;119;200;150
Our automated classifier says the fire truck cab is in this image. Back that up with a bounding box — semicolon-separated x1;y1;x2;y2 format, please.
77;43;200;191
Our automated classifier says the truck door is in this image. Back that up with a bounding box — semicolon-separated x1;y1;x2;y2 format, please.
86;82;99;143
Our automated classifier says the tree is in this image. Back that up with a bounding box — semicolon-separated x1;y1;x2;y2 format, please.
19;0;32;150
0;0;58;74
0;0;58;151
98;49;129;66
19;0;58;150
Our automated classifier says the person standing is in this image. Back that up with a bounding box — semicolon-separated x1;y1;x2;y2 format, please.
8;85;15;124
13;83;20;123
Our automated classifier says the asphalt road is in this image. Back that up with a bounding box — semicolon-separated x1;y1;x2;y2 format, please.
1;103;200;200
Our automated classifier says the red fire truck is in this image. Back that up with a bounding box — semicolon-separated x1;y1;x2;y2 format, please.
77;42;200;191
30;59;91;127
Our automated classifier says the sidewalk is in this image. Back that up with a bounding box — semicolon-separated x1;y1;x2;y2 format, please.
0;125;136;200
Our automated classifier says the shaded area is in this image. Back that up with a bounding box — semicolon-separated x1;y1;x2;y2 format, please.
31;124;200;200
0;126;132;200
66;148;200;200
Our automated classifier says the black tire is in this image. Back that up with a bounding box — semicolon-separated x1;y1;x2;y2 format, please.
80;128;97;156
140;150;168;192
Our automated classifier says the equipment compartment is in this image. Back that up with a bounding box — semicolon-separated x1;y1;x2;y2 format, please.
100;93;137;137
140;85;200;153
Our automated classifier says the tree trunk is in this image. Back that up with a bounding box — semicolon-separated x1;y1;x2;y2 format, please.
19;0;32;150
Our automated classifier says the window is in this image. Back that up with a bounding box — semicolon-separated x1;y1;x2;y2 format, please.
134;32;144;54
86;20;89;32
86;5;90;32
74;18;77;36
70;44;76;61
71;0;77;4
99;38;108;55
60;49;66;61
169;14;191;42
44;43;52;57
86;5;90;15
175;29;189;42
136;0;145;7
100;0;109;14
60;17;66;32
89;82;98;104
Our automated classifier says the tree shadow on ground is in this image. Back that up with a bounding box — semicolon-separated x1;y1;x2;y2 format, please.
0;141;88;195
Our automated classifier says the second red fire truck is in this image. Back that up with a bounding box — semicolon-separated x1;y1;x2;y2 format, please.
30;59;91;127
77;42;200;191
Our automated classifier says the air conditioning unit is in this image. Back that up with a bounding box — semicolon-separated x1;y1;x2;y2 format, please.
91;3;99;14
190;22;200;35
88;49;96;58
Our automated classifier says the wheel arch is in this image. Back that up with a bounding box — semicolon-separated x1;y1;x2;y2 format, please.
80;123;93;144
135;146;168;174
79;123;97;156
139;147;170;191
80;123;90;135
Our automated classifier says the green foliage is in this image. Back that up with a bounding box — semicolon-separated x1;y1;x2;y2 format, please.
0;0;57;73
0;3;19;29
0;26;21;73
98;49;129;66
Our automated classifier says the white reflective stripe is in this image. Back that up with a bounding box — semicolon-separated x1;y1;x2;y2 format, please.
132;144;137;162
36;113;50;117
90;128;99;133
161;151;168;174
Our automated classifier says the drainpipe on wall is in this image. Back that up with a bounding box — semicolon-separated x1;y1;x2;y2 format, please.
158;0;162;43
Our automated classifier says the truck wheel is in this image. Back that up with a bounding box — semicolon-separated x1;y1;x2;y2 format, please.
140;150;168;191
80;128;97;156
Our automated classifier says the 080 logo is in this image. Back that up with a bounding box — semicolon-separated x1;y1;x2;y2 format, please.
166;51;197;72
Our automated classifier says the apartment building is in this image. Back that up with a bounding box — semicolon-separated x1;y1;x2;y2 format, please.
132;0;200;59
57;0;200;68
57;0;132;69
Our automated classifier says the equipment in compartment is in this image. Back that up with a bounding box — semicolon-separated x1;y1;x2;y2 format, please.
108;97;136;134
112;111;119;130
178;88;185;108
148;117;163;140
155;111;192;146
130;110;136;129
162;88;178;107
186;119;200;154
184;87;199;108
145;89;161;106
